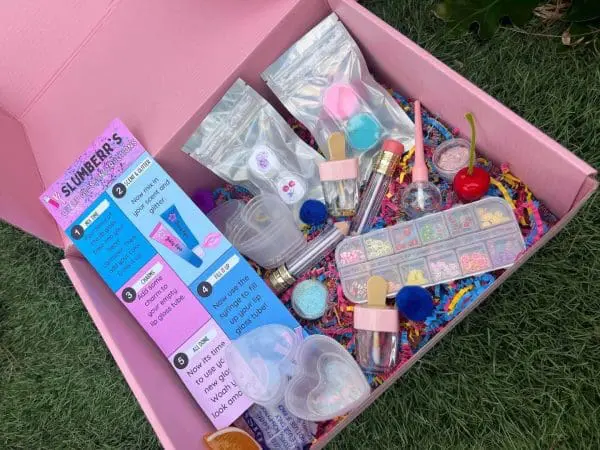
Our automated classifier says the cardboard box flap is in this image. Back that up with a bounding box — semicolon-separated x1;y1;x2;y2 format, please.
0;0;309;244
0;1;117;120
0;108;62;246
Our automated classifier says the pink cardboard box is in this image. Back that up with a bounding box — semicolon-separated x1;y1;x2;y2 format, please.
0;0;597;448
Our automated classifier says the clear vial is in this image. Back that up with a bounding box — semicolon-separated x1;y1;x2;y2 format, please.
401;181;443;220
321;178;360;217
354;329;399;374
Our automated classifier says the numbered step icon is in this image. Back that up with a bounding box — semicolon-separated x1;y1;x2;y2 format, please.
112;182;127;199
121;287;137;303
70;225;84;240
197;281;213;298
173;352;189;369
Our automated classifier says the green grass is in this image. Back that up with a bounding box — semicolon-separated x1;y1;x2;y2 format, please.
1;0;599;448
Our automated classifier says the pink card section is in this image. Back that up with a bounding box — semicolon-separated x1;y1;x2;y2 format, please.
115;255;211;356
169;320;252;429
39;118;144;229
62;257;213;449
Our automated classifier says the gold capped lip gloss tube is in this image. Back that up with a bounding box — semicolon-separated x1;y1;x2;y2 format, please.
350;139;404;235
269;222;350;293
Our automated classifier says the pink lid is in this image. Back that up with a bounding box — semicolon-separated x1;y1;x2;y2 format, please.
381;139;404;155
319;158;359;181
353;305;399;333
323;83;360;120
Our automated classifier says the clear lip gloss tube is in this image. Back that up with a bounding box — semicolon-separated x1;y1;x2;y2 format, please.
350;139;405;235
319;133;360;217
354;276;399;374
269;222;350;293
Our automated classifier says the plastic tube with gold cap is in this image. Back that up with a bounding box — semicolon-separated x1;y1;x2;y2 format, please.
269;222;350;293
350;139;404;235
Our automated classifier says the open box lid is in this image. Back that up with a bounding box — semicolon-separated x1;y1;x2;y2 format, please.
0;0;596;249
0;0;333;248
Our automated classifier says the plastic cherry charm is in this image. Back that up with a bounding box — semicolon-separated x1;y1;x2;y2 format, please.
453;112;490;203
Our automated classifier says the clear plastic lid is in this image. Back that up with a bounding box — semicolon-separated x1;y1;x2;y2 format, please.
336;197;526;303
225;325;370;421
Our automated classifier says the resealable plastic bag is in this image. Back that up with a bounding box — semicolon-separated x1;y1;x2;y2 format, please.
182;79;325;223
262;13;415;183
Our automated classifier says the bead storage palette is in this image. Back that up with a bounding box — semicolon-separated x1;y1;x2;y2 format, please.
335;198;526;303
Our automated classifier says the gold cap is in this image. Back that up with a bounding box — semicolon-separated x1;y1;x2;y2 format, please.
373;150;402;176
268;265;296;293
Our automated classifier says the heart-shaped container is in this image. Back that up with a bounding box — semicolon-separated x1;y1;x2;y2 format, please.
225;325;370;421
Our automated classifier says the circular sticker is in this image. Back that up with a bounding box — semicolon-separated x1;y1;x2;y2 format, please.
276;174;306;204
248;145;281;179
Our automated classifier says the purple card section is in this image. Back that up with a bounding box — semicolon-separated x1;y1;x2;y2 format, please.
169;320;252;429
40;118;145;229
116;254;211;356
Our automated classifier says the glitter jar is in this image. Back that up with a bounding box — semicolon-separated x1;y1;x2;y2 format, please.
432;138;470;181
353;305;399;374
291;279;328;320
318;158;360;217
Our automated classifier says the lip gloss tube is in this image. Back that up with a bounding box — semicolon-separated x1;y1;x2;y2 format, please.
269;222;350;293
319;132;360;217
354;276;399;374
350;139;404;235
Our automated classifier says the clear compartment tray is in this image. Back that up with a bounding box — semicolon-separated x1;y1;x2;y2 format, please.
335;197;525;303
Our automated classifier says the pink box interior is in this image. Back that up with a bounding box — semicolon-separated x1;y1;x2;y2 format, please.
1;0;596;448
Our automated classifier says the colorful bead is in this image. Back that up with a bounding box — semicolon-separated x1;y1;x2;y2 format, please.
459;251;491;273
364;238;394;259
406;269;428;285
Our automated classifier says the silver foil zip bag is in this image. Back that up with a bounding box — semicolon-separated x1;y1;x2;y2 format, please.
262;13;415;183
182;79;325;223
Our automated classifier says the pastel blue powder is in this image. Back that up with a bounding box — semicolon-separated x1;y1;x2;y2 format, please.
291;280;328;320
345;112;382;151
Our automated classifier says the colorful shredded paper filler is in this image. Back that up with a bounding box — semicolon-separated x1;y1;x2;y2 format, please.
212;92;558;437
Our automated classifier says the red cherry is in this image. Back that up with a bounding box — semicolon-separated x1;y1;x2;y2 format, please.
283;185;289;192
289;180;295;187
452;112;490;203
453;166;490;202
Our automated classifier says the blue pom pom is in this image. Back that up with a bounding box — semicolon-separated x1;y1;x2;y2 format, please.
395;286;434;322
299;199;328;225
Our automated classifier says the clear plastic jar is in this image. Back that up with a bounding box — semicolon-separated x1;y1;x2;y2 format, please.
319;158;360;217
432;138;470;181
354;328;399;374
321;178;360;217
353;304;400;374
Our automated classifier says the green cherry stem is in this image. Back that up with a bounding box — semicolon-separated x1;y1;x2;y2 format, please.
465;112;476;176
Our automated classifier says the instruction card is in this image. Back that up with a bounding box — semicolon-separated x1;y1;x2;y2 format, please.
40;119;301;429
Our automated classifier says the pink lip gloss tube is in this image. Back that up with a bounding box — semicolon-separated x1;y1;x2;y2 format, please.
350;139;405;235
353;276;399;374
319;132;360;217
149;222;203;267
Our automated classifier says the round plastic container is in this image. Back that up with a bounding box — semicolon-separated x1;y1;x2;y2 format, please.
206;199;245;236
433;138;470;181
242;194;293;231
227;194;306;269
291;280;328;320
